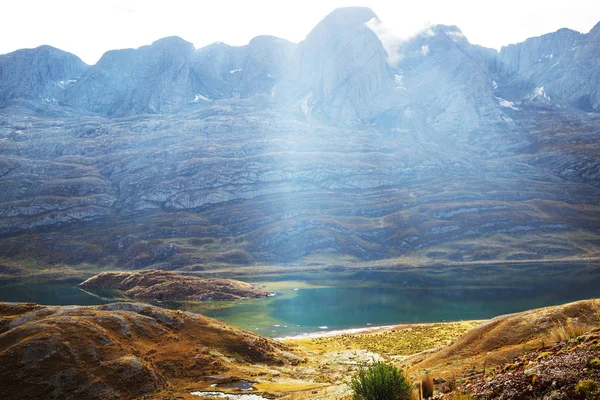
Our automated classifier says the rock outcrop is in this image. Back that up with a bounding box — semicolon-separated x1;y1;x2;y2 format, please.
0;302;297;399
80;270;270;301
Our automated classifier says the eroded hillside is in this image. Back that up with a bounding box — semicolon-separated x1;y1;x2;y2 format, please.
0;7;599;272
0;302;302;399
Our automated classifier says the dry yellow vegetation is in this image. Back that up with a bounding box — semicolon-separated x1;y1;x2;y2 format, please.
2;299;599;399
408;299;600;380
287;321;480;357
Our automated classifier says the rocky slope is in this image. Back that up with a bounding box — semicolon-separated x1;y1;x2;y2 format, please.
409;299;600;382
277;299;600;399
0;302;299;400
0;45;87;105
495;22;600;112
79;270;270;301
0;99;598;270
455;337;600;400
0;7;599;270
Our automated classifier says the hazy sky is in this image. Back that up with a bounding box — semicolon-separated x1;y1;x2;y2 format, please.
2;0;600;64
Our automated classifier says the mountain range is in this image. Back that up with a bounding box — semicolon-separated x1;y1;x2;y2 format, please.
1;7;599;271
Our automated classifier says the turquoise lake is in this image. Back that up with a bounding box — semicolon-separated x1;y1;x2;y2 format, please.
1;263;600;337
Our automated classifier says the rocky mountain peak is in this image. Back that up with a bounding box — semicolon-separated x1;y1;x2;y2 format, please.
0;45;87;104
586;20;600;39
429;25;468;40
497;27;581;75
282;6;391;122
314;7;379;32
65;36;199;115
405;24;472;56
150;35;195;51
238;35;295;93
0;9;597;121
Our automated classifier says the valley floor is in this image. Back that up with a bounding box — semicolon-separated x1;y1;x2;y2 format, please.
189;300;600;400
1;299;600;399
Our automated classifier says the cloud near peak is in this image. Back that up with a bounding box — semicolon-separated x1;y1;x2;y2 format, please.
365;17;435;66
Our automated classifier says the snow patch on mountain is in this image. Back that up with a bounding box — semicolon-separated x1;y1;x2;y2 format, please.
526;87;552;102
192;94;212;103
57;79;78;89
496;97;520;110
301;93;313;115
394;73;406;89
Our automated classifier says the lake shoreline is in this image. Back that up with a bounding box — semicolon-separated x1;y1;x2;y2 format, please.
276;324;398;341
277;320;486;341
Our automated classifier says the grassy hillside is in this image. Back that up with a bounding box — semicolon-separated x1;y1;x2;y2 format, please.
1;299;599;399
0;302;301;399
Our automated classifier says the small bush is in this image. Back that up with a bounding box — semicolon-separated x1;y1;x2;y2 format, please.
588;358;600;369
575;379;597;400
538;351;552;359
350;361;412;400
421;374;434;398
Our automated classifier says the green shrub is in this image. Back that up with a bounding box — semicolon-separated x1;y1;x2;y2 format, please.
350;361;412;400
575;379;597;400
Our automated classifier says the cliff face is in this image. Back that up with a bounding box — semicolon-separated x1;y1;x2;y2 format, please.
64;36;199;115
61;35;296;116
0;8;600;269
0;45;87;104
496;28;581;75
496;23;600;111
279;7;393;122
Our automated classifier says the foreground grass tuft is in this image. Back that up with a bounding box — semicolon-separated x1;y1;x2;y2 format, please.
575;379;598;400
547;319;588;343
451;393;475;400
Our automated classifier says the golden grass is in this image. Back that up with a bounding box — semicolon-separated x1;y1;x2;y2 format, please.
288;321;481;357
0;302;300;400
451;392;475;400
409;299;600;381
254;381;325;393
411;387;422;400
547;319;589;343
